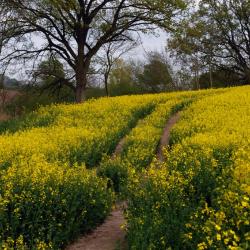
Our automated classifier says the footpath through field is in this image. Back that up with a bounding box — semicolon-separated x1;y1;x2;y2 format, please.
157;112;180;161
67;111;181;250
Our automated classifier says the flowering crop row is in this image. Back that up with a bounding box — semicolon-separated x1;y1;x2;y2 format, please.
0;96;159;170
126;86;250;249
0;159;114;249
0;93;192;249
0;95;161;249
97;93;197;194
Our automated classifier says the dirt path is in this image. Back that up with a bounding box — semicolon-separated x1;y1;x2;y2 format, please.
67;135;128;250
67;113;181;250
66;203;127;250
157;112;181;161
112;137;126;159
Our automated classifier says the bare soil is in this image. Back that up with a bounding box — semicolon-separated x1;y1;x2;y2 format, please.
112;137;126;159
0;89;20;121
157;112;181;161
0;113;11;121
2;90;20;101
66;203;127;250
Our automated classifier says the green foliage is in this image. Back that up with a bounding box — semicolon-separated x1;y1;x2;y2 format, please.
0;160;114;249
198;70;241;89
108;54;175;96
98;157;133;194
32;57;75;101
137;52;174;93
126;87;250;249
85;87;106;99
108;59;141;96
126;166;193;249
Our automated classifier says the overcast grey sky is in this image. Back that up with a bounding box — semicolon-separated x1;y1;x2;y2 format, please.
6;30;168;80
126;31;168;61
139;32;167;54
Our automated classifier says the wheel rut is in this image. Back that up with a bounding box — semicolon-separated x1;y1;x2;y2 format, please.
112;137;126;159
67;112;181;250
66;203;127;250
157;112;180;162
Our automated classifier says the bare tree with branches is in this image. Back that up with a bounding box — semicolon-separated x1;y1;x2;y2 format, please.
96;39;138;96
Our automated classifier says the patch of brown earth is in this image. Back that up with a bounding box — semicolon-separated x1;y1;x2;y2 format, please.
157;112;181;161
112;137;126;159
0;89;20;103
0;89;21;121
66;203;127;250
0;113;11;121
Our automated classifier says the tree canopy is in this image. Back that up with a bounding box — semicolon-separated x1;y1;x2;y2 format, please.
137;52;173;92
0;0;188;102
168;0;250;87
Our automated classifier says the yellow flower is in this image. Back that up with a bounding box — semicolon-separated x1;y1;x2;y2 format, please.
197;242;208;250
216;234;221;241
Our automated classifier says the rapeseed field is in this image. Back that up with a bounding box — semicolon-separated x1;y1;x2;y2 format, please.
0;87;249;249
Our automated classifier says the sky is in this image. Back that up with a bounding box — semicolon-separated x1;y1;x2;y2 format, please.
7;31;168;80
134;32;168;58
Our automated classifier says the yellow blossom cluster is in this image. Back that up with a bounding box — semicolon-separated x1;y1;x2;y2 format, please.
97;93;197;194
0;92;194;249
1;86;248;249
0;95;159;169
0;95;162;248
0;157;114;249
126;86;250;249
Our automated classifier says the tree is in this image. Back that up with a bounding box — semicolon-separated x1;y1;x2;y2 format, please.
0;4;8;89
1;0;188;102
198;69;241;89
96;39;138;96
32;56;75;101
0;3;9;57
167;13;212;90
109;58;135;95
0;2;25;72
137;51;173;93
198;0;250;84
169;0;250;87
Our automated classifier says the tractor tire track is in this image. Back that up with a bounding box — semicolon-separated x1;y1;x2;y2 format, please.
67;112;181;250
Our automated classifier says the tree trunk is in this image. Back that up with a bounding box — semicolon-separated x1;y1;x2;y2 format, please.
75;60;89;103
244;67;250;84
104;72;109;96
209;63;213;88
75;83;85;103
0;73;4;89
